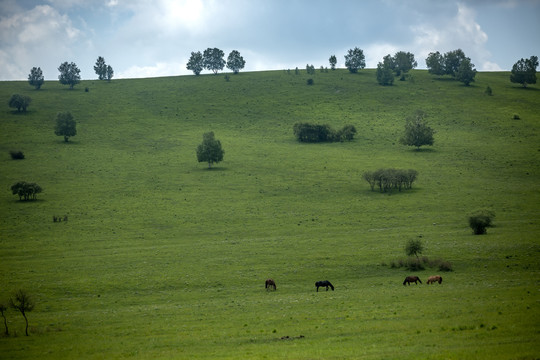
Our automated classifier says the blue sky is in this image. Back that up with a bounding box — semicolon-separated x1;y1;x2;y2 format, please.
0;0;539;80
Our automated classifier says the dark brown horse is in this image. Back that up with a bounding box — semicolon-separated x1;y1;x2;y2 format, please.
403;275;422;285
315;280;334;292
427;275;442;284
265;279;276;290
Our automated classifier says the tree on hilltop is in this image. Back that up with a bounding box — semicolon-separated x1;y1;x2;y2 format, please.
226;50;246;74
376;55;394;86
94;56;107;80
28;67;44;89
187;51;204;75
58;61;80;89
344;47;365;73
329;55;337;70
456;58;477;86
392;51;417;79
203;48;226;75
510;56;538;88
426;51;445;76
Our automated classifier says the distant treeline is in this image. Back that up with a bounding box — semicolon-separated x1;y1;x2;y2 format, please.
363;168;418;192
293;123;356;143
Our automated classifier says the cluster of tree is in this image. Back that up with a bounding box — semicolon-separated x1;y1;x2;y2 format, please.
94;56;114;81
377;51;418;85
510;56;538;87
362;168;418;192
1;289;35;336
399;110;435;149
196;131;224;168
293;123;357;143
54;112;77;142
8;94;31;112
11;181;43;201
187;48;245;75
425;49;477;85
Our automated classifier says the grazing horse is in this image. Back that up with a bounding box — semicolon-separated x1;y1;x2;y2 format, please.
403;275;422;285
265;279;276;290
427;275;442;284
315;280;334;292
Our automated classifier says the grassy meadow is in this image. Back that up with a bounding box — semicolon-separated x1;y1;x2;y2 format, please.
0;68;539;359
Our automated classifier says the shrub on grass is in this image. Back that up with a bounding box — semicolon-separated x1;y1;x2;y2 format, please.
363;168;418;192
293;123;356;143
10;151;25;160
468;210;495;235
8;94;32;113
405;239;424;258
306;78;314;86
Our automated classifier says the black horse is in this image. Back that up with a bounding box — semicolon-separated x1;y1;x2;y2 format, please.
315;280;334;292
265;279;276;290
403;275;422;285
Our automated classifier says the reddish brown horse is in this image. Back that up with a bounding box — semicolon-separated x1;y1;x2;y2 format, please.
427;275;442;284
403;275;422;285
265;279;276;290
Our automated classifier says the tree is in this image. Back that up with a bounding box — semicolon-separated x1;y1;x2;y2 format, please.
468;210;495;235
203;48;226;75
344;47;365;73
28;67;44;89
58;61;80;89
196;132;224;168
54;111;77;142
425;51;445;76
0;303;8;335
399;110;435;149
106;65;114;82
10;289;34;336
392;51;417;78
8;94;31;112
226;50;246;74
444;49;466;77
187;51;204;75
510;56;538;88
455;58;477;86
11;181;43;201
329;55;337;70
94;56;107;80
405;239;424;259
376;55;394;86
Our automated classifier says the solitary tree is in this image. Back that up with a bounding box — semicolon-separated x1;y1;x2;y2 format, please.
54;111;77;142
94;56;107;80
28;67;44;89
8;94;32;112
392;51;417;78
376;55;394;85
226;50;246;74
399;110;435;149
187;51;204;75
468;210;495;235
10;290;34;336
0;303;8;335
344;47;365;73
405;239;424;259
510;56;538;88
455;58;477;86
106;65;114;82
329;55;337;70
196;131;224;168
58;61;81;89
203;48;226;75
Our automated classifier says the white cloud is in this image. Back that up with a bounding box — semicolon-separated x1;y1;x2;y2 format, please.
364;43;399;68
117;61;185;79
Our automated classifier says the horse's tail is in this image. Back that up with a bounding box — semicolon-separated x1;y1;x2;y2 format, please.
438;277;442;284
403;279;407;285
329;282;334;291
418;277;422;284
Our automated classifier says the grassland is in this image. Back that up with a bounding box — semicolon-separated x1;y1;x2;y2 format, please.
0;68;539;359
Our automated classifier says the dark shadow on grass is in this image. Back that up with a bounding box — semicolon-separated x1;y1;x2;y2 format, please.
196;166;228;172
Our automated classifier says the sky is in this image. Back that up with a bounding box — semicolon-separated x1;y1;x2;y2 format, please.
0;0;539;80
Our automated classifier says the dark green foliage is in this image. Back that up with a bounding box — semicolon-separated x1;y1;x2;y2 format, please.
376;55;394;86
10;181;43;201
510;56;538;87
187;51;204;75
405;239;424;258
8;94;31;112
28;67;44;89
203;48;226;75
426;49;470;79
399;110;434;149
58;61;80;89
391;51;417;77
306;64;315;75
106;65;114;82
485;86;493;96
293;123;356;143
456;58;477;86
425;51;445;76
363;168;418;192
306;78;314;86
344;47;365;73
10;290;34;336
10;150;25;160
444;49;467;77
94;56;107;80
468;210;495;235
389;256;452;272
196;131;224;168
54;111;77;142
329;55;337;70
226;50;245;74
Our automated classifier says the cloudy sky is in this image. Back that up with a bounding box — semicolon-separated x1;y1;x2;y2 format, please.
0;0;539;80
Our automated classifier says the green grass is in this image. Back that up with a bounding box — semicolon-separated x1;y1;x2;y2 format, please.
1;69;539;359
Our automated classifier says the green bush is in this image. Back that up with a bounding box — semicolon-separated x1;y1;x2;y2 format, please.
293;123;356;143
468;210;495;235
